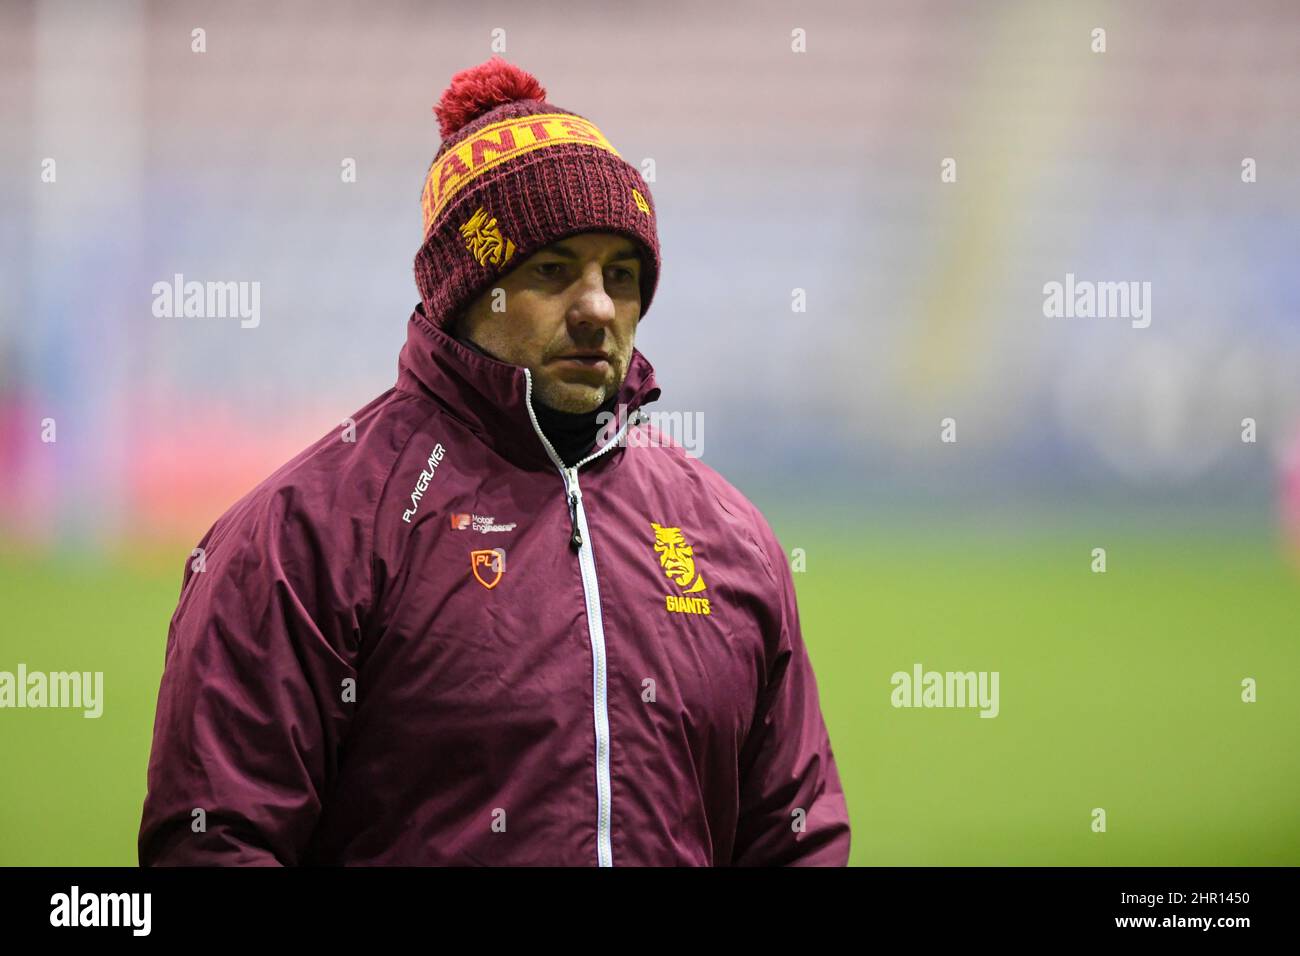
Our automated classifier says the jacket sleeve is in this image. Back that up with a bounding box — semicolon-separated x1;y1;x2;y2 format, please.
731;513;851;866
138;488;364;866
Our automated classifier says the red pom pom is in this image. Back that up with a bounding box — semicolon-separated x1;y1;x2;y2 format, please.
433;56;547;140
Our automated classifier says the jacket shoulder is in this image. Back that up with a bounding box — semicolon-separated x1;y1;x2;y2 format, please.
194;388;439;564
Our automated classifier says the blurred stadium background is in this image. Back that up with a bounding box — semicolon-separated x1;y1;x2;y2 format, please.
1;0;1298;865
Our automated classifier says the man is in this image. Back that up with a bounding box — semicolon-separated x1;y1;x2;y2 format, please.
139;56;850;866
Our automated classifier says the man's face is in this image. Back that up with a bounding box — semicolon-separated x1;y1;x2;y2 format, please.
456;231;642;413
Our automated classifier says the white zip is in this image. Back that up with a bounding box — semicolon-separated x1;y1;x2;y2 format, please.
523;369;640;868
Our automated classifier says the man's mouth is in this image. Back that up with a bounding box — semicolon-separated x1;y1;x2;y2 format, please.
550;351;612;374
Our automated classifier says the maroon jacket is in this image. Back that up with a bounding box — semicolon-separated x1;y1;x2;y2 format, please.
138;304;851;866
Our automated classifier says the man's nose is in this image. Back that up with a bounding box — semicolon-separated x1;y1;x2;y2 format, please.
567;263;617;330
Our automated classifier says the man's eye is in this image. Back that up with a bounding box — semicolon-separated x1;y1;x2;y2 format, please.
535;262;564;279
609;267;635;283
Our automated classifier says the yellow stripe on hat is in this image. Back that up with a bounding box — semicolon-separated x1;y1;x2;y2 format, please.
421;112;622;238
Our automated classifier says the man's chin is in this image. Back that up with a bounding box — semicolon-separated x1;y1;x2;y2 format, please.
535;378;611;414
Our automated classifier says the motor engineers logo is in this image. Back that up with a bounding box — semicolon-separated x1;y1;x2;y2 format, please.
450;512;518;534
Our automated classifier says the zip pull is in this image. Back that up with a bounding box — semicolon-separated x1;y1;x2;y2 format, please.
569;492;583;551
566;468;583;551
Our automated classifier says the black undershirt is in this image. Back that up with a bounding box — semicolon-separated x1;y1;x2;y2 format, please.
532;391;620;467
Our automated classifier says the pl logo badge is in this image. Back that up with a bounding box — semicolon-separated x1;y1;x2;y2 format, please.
471;548;507;590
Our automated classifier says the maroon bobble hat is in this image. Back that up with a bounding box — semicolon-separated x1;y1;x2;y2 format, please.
413;56;661;329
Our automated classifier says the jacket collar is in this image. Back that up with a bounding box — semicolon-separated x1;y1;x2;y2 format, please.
396;303;662;472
